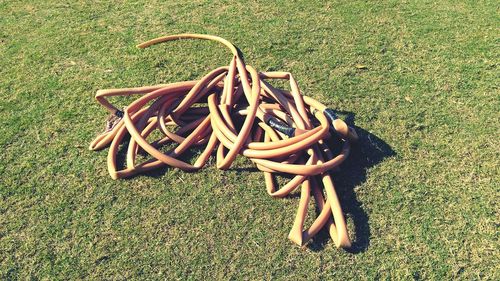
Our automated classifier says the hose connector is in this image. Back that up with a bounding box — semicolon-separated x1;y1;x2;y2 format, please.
266;116;295;137
324;108;358;142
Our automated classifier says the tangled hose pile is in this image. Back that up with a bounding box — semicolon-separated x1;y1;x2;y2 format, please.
90;34;358;248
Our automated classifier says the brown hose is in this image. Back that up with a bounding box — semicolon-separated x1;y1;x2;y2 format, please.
90;34;359;248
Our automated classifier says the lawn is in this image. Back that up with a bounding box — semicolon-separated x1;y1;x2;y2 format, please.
0;0;498;279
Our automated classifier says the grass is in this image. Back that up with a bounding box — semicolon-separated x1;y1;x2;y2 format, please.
0;0;498;279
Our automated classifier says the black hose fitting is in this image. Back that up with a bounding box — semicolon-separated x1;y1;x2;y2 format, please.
266;117;295;137
323;108;338;122
115;110;124;118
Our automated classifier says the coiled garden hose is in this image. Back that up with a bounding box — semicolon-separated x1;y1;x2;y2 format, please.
90;34;358;248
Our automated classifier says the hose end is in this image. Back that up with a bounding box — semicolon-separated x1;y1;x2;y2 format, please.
324;108;358;143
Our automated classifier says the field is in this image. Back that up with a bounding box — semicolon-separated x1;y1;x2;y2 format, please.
0;0;498;279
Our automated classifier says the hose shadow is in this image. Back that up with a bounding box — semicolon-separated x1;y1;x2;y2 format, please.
307;112;395;253
112;111;395;254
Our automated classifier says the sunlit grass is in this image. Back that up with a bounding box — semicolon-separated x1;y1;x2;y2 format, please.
0;0;498;279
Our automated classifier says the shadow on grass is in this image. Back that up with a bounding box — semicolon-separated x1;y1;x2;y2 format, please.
307;112;395;253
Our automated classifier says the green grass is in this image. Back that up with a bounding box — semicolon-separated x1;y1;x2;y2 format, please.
1;0;498;279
